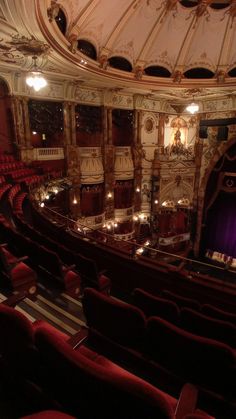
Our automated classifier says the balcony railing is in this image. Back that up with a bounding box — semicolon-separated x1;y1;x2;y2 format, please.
33;148;64;161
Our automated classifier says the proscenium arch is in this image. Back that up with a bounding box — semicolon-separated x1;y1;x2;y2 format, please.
194;136;236;257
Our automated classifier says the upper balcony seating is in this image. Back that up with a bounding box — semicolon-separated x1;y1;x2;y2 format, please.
13;216;111;294
35;244;81;297
132;288;180;325
34;323;214;419
161;289;201;311
0;243;37;295
180;307;236;350
82;288;236;418
132;288;236;350
83;287;146;351
201;304;236;326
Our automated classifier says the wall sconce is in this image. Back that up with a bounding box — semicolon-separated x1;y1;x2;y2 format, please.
136;187;140;192
154;199;158;204
73;197;78;204
107;192;112;198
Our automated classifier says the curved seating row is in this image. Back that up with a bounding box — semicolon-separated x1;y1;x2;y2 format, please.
0;220;81;297
14;215;111;294
82;287;236;418
0;303;213;419
132;288;236;349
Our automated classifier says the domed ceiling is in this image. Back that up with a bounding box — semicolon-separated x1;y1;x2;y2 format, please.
1;0;236;103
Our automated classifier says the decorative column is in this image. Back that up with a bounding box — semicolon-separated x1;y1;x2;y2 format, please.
63;101;81;219
103;107;115;220
133;109;143;212
11;96;33;162
158;113;165;150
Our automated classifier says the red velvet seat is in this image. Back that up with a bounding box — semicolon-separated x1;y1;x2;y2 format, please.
76;253;111;294
201;303;236;326
82;287;146;350
34;325;213;419
21;411;76;419
161;289;200;311
0;244;37;295
180;307;236;349
132;287;180;324
146;316;236;400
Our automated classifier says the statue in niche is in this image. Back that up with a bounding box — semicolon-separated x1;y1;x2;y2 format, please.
170;129;185;155
142;184;151;203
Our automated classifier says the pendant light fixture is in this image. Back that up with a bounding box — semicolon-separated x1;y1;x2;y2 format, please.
26;56;47;92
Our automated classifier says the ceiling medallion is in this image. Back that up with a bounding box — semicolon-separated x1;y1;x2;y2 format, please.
9;34;50;56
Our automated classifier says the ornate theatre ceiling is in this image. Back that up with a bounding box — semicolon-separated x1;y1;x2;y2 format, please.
1;0;236;104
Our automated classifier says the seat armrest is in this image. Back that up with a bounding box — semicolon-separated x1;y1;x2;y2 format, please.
68;326;88;349
63;264;76;273
16;255;29;263
175;383;198;419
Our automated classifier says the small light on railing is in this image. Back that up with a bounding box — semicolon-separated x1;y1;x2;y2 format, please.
40;202;45;207
136;187;140;192
136;247;144;255
73;197;77;204
154;199;158;204
32;131;37;135
46;194;50;200
54;188;58;194
107;224;111;230
107;192;112;199
144;240;150;246
114;222;118;228
139;213;145;220
133;215;139;221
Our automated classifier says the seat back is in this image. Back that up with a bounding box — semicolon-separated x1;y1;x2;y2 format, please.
201;304;236;326
35;325;175;419
0;304;37;373
133;288;180;324
146;316;235;396
82;287;146;350
180;307;236;349
161;290;200;311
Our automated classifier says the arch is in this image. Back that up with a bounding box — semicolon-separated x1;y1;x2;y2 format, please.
0;77;11;96
144;65;171;78
77;39;97;60
55;8;67;35
184;67;214;79
194;136;236;256
108;56;132;72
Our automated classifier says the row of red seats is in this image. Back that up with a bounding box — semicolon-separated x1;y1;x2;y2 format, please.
8;184;21;206
81;287;236;419
13;191;28;216
0;153;15;163
0;161;25;173
0;302;213;419
14;214;111;295
132;288;236;350
0;219;81;298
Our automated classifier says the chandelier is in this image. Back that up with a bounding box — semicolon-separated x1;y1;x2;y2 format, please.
26;56;47;92
186;102;199;114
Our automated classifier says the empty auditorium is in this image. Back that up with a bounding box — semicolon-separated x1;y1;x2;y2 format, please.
0;1;236;418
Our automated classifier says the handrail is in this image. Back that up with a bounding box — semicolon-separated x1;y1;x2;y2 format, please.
41;205;236;277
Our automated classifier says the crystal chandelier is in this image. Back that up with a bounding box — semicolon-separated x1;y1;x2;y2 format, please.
26;56;47;92
186;102;199;114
